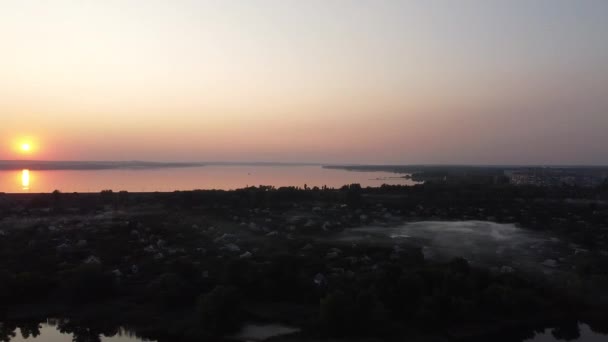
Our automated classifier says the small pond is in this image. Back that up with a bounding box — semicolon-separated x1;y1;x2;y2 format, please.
524;323;607;342
229;323;301;341
2;320;605;342
1;320;301;342
0;320;152;342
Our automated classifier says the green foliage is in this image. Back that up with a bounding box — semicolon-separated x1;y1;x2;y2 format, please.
449;257;471;275
342;183;362;207
12;272;53;301
1;184;606;340
415;295;442;323
18;322;41;339
551;321;581;340
0;322;17;342
353;291;389;334
0;271;15;304
60;265;115;302
146;273;195;307
319;291;355;336
196;286;242;334
318;289;387;336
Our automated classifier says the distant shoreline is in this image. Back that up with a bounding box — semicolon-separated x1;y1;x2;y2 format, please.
0;160;324;171
1;160;607;171
0;160;207;171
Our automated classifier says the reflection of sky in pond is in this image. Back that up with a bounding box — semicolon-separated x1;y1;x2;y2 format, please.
524;323;607;342
5;321;301;342
6;322;153;342
230;323;300;341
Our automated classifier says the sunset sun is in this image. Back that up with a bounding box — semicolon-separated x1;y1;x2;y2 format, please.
13;138;37;156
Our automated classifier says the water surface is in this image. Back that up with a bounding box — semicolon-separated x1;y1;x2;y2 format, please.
524;323;606;342
0;165;415;193
230;323;300;341
1;322;151;342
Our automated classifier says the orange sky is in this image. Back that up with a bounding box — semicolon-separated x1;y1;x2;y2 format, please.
1;1;607;164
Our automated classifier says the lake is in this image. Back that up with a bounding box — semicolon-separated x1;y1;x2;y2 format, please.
0;165;416;193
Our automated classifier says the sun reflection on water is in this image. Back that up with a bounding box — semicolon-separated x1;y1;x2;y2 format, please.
21;169;30;191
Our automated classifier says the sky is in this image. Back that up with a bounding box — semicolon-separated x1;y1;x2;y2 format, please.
1;0;607;164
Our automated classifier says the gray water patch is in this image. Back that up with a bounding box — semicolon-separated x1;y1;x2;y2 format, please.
230;324;300;341
5;322;152;342
524;323;607;342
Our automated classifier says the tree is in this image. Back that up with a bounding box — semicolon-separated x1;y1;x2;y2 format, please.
146;273;194;307
19;322;41;339
319;291;355;336
343;183;362;207
60;265;114;302
552;321;580;341
0;322;17;342
196;286;242;334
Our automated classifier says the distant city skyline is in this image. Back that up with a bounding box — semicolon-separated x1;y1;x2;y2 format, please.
1;0;607;164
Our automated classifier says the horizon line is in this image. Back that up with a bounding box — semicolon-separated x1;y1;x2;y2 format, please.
1;159;607;169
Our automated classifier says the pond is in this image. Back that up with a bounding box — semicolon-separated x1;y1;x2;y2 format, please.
524;323;607;342
1;320;605;342
0;320;302;342
229;323;301;341
466;322;608;342
0;320;153;342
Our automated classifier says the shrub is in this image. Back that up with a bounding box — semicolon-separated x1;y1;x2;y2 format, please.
196;286;242;334
146;273;194;307
60;265;115;302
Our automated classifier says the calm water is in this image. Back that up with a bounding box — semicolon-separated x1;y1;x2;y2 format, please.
524;323;606;342
0;321;299;342
0;165;415;193
2;322;151;342
230;323;300;341
3;321;604;342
